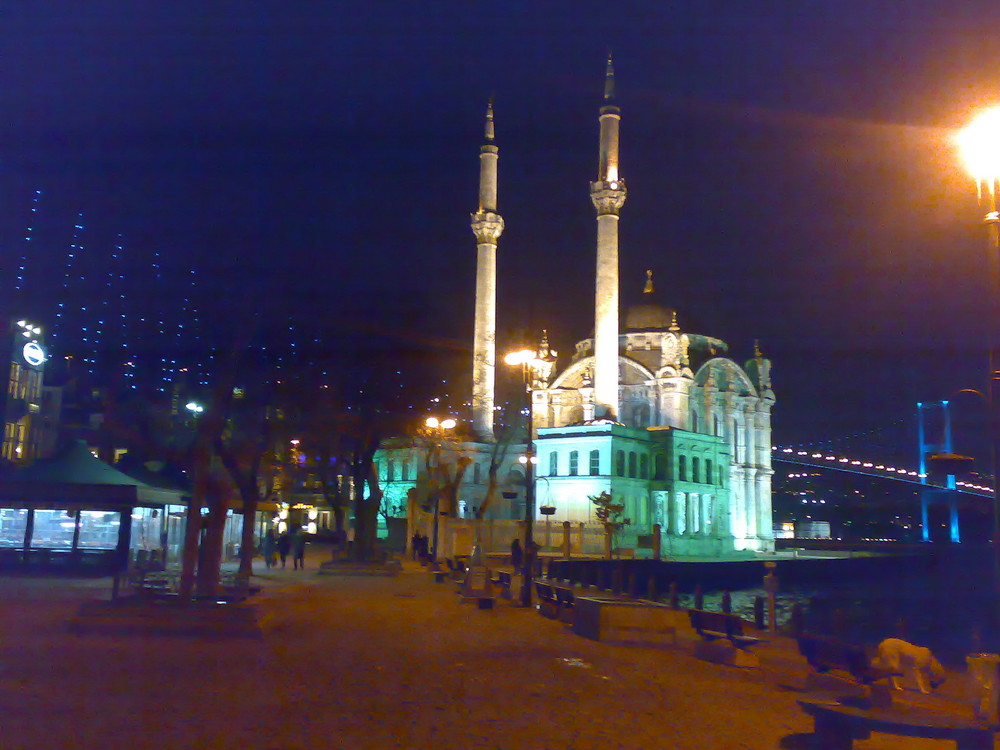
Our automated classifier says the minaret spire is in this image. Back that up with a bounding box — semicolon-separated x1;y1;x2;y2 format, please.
590;57;627;419
470;98;504;440
484;97;495;142
604;53;615;100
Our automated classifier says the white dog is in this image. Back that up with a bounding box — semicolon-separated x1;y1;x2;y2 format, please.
871;638;947;694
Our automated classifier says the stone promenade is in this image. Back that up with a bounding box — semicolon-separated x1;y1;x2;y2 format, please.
0;558;985;750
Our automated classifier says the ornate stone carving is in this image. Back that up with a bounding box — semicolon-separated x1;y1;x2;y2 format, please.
470;210;504;244
589;179;627;215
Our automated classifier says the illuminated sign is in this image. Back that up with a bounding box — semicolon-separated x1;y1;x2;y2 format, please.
22;341;45;367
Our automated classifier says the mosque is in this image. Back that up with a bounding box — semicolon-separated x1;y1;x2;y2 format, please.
378;59;775;557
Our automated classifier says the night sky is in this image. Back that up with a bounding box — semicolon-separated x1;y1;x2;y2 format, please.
2;2;999;458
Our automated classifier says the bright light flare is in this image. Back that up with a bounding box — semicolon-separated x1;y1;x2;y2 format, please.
957;107;1000;183
504;349;536;366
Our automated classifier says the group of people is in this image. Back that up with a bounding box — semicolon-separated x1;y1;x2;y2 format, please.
411;532;430;560
261;526;307;570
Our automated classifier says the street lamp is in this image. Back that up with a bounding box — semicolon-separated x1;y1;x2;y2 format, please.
424;416;457;562
504;348;551;608
956;108;1000;582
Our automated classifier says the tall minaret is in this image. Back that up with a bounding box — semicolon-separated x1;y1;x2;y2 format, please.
470;99;504;441
590;55;626;419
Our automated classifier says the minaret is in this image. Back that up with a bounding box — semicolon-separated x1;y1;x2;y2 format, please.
470;99;504;441
590;55;626;419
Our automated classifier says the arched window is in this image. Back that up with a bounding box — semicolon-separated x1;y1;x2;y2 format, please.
568;451;579;476
678;455;687;482
691;411;700;433
386;460;396;482
401;460;409;481
639;454;649;479
692;457;700;484
714;415;721;437
589;450;600;476
654;454;666;480
628;452;637;478
615;450;626;476
706;460;713;486
548;452;558;477
473;463;481;484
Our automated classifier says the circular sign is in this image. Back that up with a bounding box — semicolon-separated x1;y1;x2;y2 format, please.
22;341;45;367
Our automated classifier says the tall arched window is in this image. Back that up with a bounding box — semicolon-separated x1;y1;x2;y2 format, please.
589;450;600;475
628;451;637;478
654;454;666;480
615;450;626;476
691;411;700;433
387;460;396;482
568;451;579;476
401;459;410;481
473;463;481;484
549;452;558;477
706;459;713;486
639;454;649;479
678;455;687;482
692;457;700;484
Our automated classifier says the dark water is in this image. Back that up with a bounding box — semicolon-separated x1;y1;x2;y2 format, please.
547;549;1000;667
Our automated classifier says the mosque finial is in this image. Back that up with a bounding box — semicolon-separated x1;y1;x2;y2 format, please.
485;97;495;142
604;52;615;100
669;310;680;333
643;269;654;294
754;339;763;358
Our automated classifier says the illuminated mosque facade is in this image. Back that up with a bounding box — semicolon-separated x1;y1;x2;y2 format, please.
379;58;775;556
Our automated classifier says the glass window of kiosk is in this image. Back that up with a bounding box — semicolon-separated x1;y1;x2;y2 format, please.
0;508;28;547
76;511;121;550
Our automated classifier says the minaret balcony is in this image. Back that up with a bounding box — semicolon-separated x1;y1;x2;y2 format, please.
589;180;627;215
470;211;504;243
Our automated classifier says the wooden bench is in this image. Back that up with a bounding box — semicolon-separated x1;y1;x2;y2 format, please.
798;696;995;750
445;557;467;582
688;608;762;650
534;580;560;619
797;634;900;686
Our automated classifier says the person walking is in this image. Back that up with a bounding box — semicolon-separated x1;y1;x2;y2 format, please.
291;525;307;570
262;527;277;569
510;538;523;571
276;530;291;569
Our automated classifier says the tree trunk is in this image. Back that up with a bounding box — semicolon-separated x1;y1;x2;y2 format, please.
179;442;209;599
196;499;227;597
237;480;259;581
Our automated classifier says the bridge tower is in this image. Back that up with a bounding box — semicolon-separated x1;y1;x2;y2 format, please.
917;400;960;543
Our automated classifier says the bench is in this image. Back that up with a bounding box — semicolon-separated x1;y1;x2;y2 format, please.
797;696;995;750
534;580;560;619
797;634;900;686
445;557;467;582
688;608;762;650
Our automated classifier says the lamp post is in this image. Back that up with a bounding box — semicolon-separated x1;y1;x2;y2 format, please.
424;416;457;563
505;349;549;608
956;108;1000;584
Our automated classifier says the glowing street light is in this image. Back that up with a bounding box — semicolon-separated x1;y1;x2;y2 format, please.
185;402;204;415
504;344;554;608
956;108;1000;582
424;415;457;562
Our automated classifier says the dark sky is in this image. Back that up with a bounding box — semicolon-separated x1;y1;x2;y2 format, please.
1;1;999;454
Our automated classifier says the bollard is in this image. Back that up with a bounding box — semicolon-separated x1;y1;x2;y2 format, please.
893;617;908;640
832;608;846;639
693;584;703;611
669;582;679;609
721;590;732;614
789;602;804;636
754;596;765;630
647;574;658;602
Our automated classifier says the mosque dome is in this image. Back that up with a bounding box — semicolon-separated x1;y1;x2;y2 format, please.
623;270;678;332
625;301;677;331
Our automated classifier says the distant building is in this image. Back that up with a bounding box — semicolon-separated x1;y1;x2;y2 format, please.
2;318;49;463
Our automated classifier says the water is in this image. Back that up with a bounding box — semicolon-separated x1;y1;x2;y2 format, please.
549;549;1000;666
